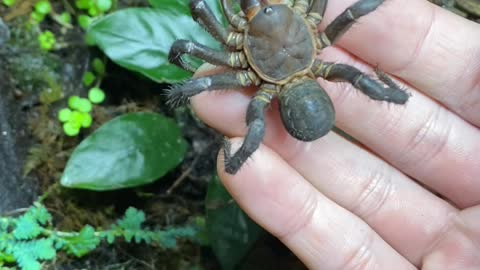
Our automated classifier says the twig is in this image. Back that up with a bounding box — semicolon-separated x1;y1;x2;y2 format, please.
166;156;199;195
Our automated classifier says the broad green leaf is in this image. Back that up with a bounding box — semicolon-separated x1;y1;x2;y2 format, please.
148;0;227;26
61;112;187;190
205;174;263;270
87;4;223;83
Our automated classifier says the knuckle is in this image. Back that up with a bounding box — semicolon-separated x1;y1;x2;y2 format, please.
276;188;318;240
350;166;393;220
399;106;452;169
341;230;377;270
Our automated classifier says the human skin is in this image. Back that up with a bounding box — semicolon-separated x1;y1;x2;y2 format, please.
190;0;480;269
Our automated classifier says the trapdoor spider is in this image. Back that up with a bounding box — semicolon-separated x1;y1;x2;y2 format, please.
167;0;409;174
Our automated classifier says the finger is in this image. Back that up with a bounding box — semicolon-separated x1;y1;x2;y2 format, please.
191;72;464;265
321;0;480;126
200;85;460;265
271;131;459;266
191;59;480;208
218;140;416;270
317;46;480;208
423;205;480;269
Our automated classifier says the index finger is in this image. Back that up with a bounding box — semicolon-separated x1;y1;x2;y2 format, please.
321;0;480;126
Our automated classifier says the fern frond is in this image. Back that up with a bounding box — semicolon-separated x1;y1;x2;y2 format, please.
9;239;55;270
57;225;100;257
13;216;41;240
29;203;52;225
117;207;145;230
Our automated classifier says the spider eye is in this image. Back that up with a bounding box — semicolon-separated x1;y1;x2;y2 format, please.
264;7;273;14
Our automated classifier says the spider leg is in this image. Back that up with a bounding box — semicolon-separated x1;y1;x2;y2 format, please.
223;84;276;174
169;40;248;72
190;0;245;49
221;0;247;30
293;0;310;14
318;0;386;47
167;70;260;107
312;59;409;104
308;0;328;18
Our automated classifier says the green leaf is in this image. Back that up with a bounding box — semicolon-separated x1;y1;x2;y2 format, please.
13;216;41;240
34;0;51;15
29;203;52;225
148;0;227;26
75;0;92;9
82;71;96;86
117;207;145;230
87;5;222;83
58;12;71;24
3;0;16;7
88;87;105;104
60;225;100;257
60;112;187;190
78;15;93;30
206;174;263;270
95;0;112;12
11;239;56;270
92;58;105;75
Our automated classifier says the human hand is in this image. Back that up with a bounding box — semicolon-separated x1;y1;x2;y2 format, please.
191;0;480;269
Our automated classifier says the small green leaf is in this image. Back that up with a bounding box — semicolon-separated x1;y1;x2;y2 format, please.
80;113;93;128
34;0;51;15
30;11;45;23
33;239;56;260
61;225;100;257
60;112;187;190
88;87;105;104
87;6;221;83
82;71;96;86
75;0;91;9
78;15;93;30
68;96;81;110
92;58;105;75
30;203;52;225
88;5;99;16
63;121;81;136
206;175;263;270
2;0;16;7
58;12;72;24
95;0;112;12
58;108;72;122
76;98;92;113
117;207;145;230
13;216;41;240
38;31;56;51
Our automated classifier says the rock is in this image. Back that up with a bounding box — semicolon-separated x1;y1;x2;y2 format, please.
0;72;38;213
0;18;9;46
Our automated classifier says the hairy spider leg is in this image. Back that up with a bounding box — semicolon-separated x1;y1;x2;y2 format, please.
308;0;328;18
169;0;248;72
312;59;409;104
167;70;260;107
223;85;276;174
221;0;247;29
190;0;246;49
318;0;386;47
293;0;310;14
169;40;248;72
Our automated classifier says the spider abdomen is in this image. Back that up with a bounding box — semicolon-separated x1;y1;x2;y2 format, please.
279;79;335;141
244;4;316;83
